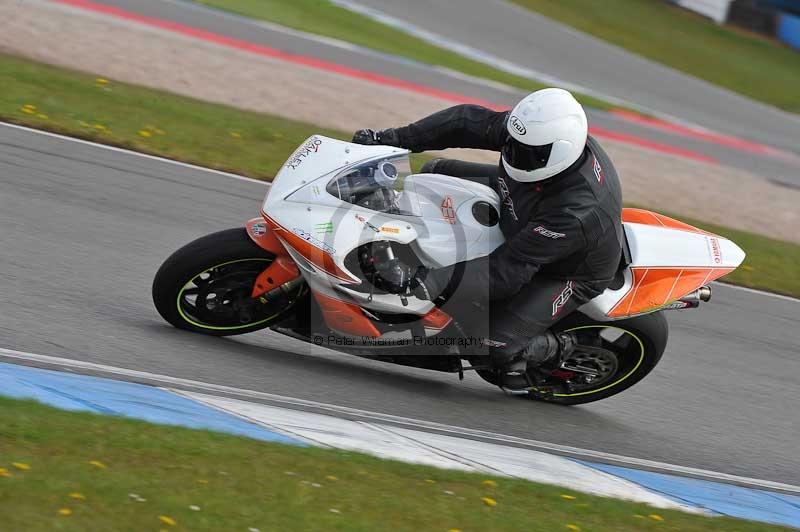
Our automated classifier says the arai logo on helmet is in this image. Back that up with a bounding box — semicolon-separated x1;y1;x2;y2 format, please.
509;115;527;136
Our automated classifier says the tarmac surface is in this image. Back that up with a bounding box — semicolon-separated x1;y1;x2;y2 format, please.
1;124;798;485
71;0;800;188
349;0;800;154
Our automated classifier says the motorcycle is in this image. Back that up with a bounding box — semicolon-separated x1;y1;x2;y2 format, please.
152;135;746;405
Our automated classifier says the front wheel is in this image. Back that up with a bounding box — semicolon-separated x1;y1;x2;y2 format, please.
152;228;301;336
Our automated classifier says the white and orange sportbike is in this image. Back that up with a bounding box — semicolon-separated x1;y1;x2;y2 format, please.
153;136;746;405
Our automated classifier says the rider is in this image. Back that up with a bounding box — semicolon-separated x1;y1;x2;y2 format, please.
352;88;623;389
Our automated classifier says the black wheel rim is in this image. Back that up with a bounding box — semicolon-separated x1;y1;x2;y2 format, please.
176;258;291;331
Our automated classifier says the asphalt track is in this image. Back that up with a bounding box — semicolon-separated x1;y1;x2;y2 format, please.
61;0;800;188
1;124;798;485
348;0;800;154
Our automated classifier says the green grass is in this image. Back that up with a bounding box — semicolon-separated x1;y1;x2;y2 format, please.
511;0;800;113
0;396;791;531
1;52;797;298
192;0;618;111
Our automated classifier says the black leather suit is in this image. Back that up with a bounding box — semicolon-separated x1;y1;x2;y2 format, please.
386;104;624;359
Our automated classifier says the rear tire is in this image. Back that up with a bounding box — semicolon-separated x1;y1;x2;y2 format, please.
474;312;668;406
152;228;298;336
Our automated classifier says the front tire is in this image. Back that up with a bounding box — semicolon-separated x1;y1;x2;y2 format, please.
152;228;299;336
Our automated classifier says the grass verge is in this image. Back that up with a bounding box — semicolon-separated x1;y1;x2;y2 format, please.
511;0;800;113
1;53;797;298
0;396;791;531
192;0;618;111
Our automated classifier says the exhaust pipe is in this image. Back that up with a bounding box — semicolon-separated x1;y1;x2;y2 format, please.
663;286;712;311
681;285;712;303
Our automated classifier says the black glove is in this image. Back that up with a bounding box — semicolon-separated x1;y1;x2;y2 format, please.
352;128;400;147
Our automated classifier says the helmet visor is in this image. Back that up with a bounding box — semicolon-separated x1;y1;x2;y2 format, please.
502;137;553;171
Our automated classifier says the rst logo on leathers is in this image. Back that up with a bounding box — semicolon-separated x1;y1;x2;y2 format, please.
285;137;323;170
552;281;574;318
592;155;605;184
508;115;527;136
533;225;565;239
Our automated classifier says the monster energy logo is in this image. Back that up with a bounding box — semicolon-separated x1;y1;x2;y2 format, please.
315;222;333;234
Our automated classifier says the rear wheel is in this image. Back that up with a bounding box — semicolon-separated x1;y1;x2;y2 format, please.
475;312;668;405
152;228;302;336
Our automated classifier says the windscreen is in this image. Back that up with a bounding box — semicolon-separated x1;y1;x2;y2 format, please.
326;156;420;216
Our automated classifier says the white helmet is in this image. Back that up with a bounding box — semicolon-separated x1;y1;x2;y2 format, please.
501;88;588;182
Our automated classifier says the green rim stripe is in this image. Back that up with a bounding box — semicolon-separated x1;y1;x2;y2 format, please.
552;325;646;398
176;258;284;331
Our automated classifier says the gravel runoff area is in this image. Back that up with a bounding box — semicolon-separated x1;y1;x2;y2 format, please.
1;0;797;243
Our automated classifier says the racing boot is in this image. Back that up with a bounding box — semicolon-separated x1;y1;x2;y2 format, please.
499;331;577;390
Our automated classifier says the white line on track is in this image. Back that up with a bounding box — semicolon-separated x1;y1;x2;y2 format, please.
0;122;267;186
2;120;797;305
1;345;798;494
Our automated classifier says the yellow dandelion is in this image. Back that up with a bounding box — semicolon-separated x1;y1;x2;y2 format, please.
425;479;436;484
96;78;109;85
37;114;49;119
560;494;576;500
89;460;107;469
159;515;177;526
325;475;338;481
138;130;152;138
634;514;646;519
649;514;664;521
448;529;462;532
566;525;580;531
79;120;91;127
92;125;107;131
481;496;497;507
197;479;209;484
58;508;72;516
21;107;35;114
23;103;36;109
12;463;30;471
230;131;242;139
68;492;86;500
482;479;497;487
0;468;11;477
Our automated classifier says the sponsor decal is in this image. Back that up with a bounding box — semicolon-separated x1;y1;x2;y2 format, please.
592;155;605;184
315;221;333;234
250;222;267;236
496;177;519;221
292;227;336;255
662;300;692;310
441;196;456;224
707;236;723;264
380;226;400;234
533;225;565;239
285;137;323;170
355;213;380;233
508;115;527;136
551;281;574;318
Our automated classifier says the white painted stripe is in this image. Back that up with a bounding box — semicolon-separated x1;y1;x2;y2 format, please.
177;390;704;512
0;346;797;494
0;122;266;185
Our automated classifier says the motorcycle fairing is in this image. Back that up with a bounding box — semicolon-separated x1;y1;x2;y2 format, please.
579;209;745;320
259;137;746;334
